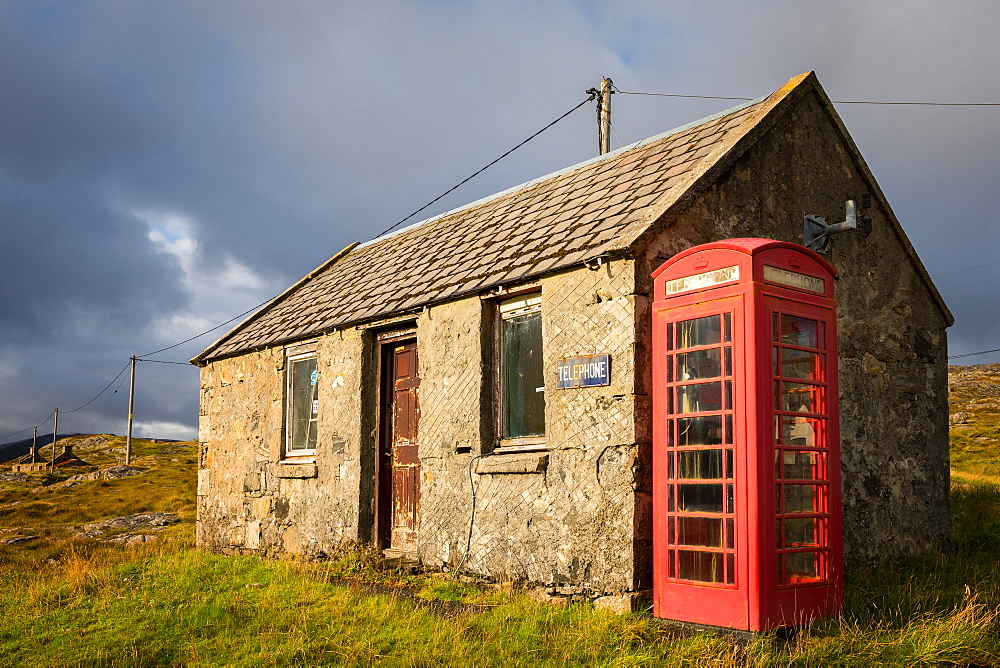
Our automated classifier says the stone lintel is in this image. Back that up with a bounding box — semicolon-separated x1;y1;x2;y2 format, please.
475;452;548;475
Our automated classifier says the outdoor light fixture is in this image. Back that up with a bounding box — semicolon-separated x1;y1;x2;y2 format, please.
804;196;873;253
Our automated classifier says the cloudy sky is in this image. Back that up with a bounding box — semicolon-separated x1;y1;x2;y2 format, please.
1;0;998;443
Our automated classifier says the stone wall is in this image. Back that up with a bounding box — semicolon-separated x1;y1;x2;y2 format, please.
415;258;645;594
635;87;951;566
197;328;370;557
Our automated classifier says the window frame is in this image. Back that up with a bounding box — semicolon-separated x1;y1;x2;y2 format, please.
283;343;319;462
493;291;546;453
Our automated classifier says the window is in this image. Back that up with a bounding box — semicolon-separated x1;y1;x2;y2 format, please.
286;353;319;456
498;294;545;447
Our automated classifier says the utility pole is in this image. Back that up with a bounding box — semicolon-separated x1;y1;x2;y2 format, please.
598;77;613;155
49;408;58;473
126;355;136;466
30;425;37;464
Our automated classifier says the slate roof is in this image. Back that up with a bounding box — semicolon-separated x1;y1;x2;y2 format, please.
193;72;950;364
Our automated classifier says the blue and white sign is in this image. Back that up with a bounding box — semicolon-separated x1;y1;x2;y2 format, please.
557;354;611;389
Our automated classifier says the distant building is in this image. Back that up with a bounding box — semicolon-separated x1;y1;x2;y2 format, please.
192;72;951;598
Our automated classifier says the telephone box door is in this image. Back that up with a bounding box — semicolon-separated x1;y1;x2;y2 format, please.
653;295;750;629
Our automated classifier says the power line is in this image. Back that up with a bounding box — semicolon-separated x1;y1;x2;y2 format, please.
612;87;1000;106
933;260;1000;279
62;361;132;414
138;358;194;366
0;410;55;443
85;371;130;434
137;297;277;358
940;277;1000;292
950;347;1000;360
370;94;596;241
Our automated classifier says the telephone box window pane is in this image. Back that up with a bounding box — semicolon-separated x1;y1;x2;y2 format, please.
782;349;821;381
726;518;734;549
665;355;674;382
725;415;733;444
779;415;822;447
726;484;734;513
784;552;820;583
678;382;722;413
667;517;675;544
677;315;722;348
666;323;674;351
726;553;735;585
780;315;819;348
779;450;823;480
677;349;721;381
289;357;318;452
724;347;733;376
725;381;733;410
780;382;821;413
501;310;545;439
668;485;675;512
677;416;722;445
678;449;722;479
677;484;723;513
784;517;821;547
677;517;722;547
723;313;732;342
725;449;734;478
667;451;675;479
784;484;821;513
678;550;723;583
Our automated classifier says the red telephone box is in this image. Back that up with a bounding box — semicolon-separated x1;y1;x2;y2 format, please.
651;238;842;632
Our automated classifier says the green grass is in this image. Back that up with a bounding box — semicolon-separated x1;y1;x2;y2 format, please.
1;377;999;666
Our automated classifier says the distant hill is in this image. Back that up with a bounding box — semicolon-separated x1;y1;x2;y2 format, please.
0;433;84;463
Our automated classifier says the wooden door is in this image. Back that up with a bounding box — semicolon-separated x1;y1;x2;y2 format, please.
381;340;420;552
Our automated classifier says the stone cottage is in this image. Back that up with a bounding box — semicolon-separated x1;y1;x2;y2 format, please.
192;72;952;598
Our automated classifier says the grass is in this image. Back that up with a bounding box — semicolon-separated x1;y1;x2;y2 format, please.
0;371;999;665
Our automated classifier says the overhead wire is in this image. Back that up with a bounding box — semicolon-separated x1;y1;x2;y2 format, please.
933;260;1000;279
85;371;130;434
0;409;55;443
950;348;1000;360
369;94;596;241
62;361;132;414
612;86;1000;106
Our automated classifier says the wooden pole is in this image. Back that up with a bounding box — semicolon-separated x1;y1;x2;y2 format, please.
30;425;37;463
126;355;136;466
599;77;613;155
49;408;58;473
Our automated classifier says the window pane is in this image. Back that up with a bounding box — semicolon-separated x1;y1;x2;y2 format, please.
677;349;721;380
677;416;723;445
777;415;822;447
784;484;821;513
289;357;318;452
677;484;722;513
678;449;722;479
677;315;722;349
783;552;820;583
780;315;818;348
677;517;722;547
677;382;722;413
781;349;821;381
780;382;821;413
678;550;723;583
777;450;823;480
501;310;545;438
784;517;821;547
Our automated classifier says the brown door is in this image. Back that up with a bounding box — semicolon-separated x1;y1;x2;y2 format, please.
378;339;421;552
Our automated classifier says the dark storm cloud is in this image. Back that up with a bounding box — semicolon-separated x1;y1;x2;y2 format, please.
1;0;998;441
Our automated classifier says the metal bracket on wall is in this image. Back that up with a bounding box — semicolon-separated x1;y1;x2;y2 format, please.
804;197;872;253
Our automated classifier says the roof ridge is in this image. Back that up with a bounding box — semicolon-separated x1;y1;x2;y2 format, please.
356;94;769;250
